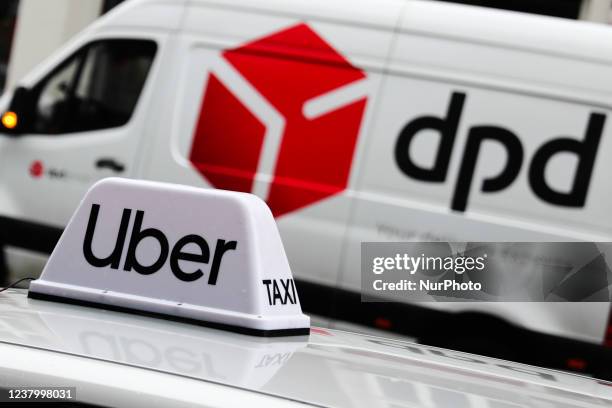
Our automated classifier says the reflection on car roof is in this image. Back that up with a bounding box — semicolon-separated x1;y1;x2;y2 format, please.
1;289;611;407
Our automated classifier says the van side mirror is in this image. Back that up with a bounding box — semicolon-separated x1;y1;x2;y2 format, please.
1;86;35;135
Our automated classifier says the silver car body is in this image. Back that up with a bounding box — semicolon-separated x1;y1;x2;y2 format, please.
0;289;611;407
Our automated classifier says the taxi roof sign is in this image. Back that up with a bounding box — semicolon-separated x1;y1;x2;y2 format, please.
28;178;310;336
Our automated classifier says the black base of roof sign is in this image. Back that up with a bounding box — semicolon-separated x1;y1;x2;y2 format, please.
27;290;310;337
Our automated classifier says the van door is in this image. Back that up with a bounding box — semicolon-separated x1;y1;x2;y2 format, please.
142;2;403;315
0;35;162;266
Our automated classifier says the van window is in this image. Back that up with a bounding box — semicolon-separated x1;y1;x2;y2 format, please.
31;39;156;134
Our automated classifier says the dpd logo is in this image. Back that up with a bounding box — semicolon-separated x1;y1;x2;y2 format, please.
189;23;367;217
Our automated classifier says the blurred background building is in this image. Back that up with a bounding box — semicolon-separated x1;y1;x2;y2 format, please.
0;0;610;94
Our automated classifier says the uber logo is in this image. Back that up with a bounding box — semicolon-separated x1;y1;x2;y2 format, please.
83;204;237;284
394;92;606;212
262;278;297;306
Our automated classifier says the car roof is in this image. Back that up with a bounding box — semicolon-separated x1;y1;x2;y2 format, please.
1;289;611;407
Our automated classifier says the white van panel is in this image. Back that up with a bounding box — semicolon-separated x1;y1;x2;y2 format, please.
339;24;612;342
389;34;612;102
95;0;187;32
402;0;612;65
187;0;405;29
183;3;398;70
355;76;612;236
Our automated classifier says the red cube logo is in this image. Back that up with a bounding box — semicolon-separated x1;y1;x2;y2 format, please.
189;23;367;217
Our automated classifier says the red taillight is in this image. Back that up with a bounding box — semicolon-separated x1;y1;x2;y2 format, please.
566;358;587;371
374;317;392;330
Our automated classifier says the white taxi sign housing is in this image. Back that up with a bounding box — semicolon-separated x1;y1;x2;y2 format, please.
28;178;310;336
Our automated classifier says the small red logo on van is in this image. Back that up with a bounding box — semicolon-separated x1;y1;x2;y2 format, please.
29;160;44;178
189;23;367;217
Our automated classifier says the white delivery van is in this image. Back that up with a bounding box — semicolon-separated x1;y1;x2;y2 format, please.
0;0;611;375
